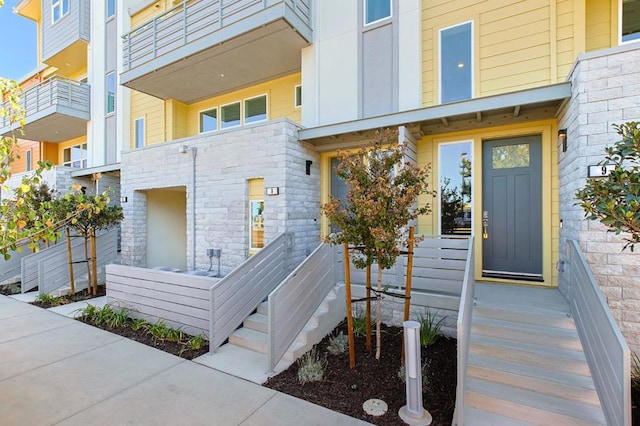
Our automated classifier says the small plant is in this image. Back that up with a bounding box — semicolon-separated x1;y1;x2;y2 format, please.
352;309;369;337
106;306;130;329
186;333;207;351
297;348;327;383
76;304;99;321
94;304;116;327
415;309;445;347
326;331;349;355
130;318;147;331
164;326;184;343
146;319;170;343
36;293;68;306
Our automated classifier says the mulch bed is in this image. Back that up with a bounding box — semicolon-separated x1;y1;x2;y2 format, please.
30;284;107;308
264;321;457;426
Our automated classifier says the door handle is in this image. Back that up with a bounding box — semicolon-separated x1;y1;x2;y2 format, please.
482;211;489;239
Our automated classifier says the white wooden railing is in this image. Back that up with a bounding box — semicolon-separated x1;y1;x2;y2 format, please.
0;241;33;284
267;242;334;371
0;76;90;129
122;0;312;72
209;233;293;352
566;240;630;426
454;237;475;426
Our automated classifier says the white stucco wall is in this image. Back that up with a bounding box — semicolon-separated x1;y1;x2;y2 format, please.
558;43;640;351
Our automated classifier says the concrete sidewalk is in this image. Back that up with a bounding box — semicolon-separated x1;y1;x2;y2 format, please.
0;295;369;425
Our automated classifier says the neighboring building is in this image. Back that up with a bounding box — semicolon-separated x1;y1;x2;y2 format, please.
4;0;640;351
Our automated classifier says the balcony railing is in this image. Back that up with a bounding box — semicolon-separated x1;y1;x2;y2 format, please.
123;0;311;73
0;76;90;142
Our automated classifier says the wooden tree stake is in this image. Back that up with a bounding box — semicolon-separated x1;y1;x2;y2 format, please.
343;242;356;369
401;226;416;365
90;228;98;296
65;227;75;295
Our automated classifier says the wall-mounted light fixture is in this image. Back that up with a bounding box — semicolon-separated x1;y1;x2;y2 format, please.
120;196;128;203
558;129;567;153
305;160;313;175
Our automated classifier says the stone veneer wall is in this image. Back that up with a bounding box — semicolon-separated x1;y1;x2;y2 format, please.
119;119;321;275
558;43;640;352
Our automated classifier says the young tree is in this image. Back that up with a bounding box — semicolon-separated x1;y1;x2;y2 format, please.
322;129;434;359
576;122;640;251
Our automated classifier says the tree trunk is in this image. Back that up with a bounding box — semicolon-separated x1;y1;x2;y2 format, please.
375;262;383;360
365;264;372;352
83;235;92;295
90;228;98;295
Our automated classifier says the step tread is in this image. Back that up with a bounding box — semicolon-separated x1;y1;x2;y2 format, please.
462;406;537;426
472;315;579;338
465;377;606;424
473;306;575;329
467;364;601;406
470;333;587;362
471;323;582;351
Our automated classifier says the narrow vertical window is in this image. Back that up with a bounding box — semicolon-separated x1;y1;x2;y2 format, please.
51;0;69;24
106;72;116;114
199;108;218;133
244;95;267;124
135;118;145;148
26;149;32;172
439;141;472;235
220;102;241;129
107;0;116;19
439;22;473;104
294;85;302;108
622;0;640;43
248;178;265;252
364;0;391;25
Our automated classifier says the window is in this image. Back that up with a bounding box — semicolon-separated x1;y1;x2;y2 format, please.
134;118;145;148
622;0;640;43
364;0;391;25
439;141;472;235
199;108;218;133
26;149;32;172
220;102;241;129
106;72;116;114
63;143;88;168
244;95;267;124
294;85;302;108
107;0;116;19
439;22;473;104
248;178;265;251
51;0;69;24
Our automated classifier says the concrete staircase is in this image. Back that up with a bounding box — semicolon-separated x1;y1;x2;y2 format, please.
194;284;345;384
463;286;607;425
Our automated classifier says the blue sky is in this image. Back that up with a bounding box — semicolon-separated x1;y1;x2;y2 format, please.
0;0;37;81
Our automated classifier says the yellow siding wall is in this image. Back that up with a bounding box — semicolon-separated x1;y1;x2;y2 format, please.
586;0;614;51
422;0;584;105
130;73;301;148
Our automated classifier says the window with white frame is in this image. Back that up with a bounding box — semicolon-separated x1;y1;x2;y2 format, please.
199;108;218;133
26;149;32;172
439;21;473;104
622;0;640;42
106;72;116;114
63;143;88;168
294;85;302;108
438;141;472;235
107;0;116;19
134;118;145;148
364;0;391;25
220;102;241;129
244;95;267;124
52;0;69;24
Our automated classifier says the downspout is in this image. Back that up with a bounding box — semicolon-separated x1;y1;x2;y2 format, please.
191;147;197;271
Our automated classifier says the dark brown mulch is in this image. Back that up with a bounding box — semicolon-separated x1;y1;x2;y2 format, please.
30;284;107;308
76;317;209;360
264;321;457;426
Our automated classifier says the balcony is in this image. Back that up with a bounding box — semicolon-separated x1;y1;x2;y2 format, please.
121;0;312;103
0;76;90;143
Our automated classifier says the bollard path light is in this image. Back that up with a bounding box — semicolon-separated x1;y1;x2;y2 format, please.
399;320;432;425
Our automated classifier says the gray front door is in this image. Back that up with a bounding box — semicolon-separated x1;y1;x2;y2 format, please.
482;135;542;281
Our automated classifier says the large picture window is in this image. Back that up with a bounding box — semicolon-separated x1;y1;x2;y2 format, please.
622;0;640;43
52;0;69;24
364;0;391;25
439;22;473;104
439;141;472;235
63;143;88;168
244;95;267;124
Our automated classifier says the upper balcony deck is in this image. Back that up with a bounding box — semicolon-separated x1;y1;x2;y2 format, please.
0;76;90;143
121;0;312;104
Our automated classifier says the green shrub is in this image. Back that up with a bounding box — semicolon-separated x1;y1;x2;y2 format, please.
352;309;369;337
326;331;348;355
36;293;68;306
186;333;207;351
297;349;327;383
415;309;445;347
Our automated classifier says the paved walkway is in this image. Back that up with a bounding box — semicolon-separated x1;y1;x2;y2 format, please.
0;295;369;425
